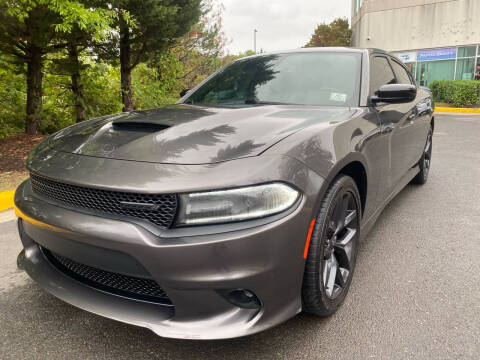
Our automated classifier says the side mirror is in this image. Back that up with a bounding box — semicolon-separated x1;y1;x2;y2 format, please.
371;84;417;104
180;89;191;97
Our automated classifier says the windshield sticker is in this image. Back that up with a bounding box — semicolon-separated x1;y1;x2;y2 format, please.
330;93;347;103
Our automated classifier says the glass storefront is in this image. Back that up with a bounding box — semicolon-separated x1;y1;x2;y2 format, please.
456;58;475;80
393;44;480;87
417;60;455;85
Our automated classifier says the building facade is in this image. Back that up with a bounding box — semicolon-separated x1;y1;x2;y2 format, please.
351;0;480;86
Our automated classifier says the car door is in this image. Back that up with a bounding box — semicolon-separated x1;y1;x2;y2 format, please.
389;58;425;169
369;55;418;202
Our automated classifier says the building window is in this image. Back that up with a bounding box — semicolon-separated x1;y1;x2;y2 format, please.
395;45;480;85
476;56;480;80
416;60;455;87
354;0;364;14
456;45;477;80
456;58;476;80
458;46;476;58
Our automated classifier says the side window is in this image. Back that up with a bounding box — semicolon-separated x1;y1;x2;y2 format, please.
390;60;413;85
370;56;396;96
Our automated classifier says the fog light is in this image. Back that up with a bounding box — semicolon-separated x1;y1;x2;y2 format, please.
223;289;262;309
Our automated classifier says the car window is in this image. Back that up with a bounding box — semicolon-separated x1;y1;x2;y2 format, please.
185;52;362;107
390;60;413;85
370;56;396;96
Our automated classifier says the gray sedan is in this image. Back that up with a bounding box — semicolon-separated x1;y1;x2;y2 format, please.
15;47;434;339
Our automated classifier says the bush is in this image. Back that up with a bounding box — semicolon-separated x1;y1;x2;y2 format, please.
430;80;480;107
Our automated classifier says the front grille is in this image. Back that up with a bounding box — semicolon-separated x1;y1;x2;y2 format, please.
42;247;172;305
30;174;178;229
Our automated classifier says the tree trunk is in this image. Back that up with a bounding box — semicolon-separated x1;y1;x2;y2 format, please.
120;20;134;112
68;45;86;123
25;49;43;135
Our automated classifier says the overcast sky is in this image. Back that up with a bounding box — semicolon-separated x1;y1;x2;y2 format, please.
221;0;351;54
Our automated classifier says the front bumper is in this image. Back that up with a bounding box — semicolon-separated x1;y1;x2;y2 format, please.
15;175;320;339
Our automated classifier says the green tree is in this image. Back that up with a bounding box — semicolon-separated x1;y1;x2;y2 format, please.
42;60;123;133
305;17;352;48
49;26;94;123
0;0;114;134
0;55;26;137
100;0;202;112
173;0;228;91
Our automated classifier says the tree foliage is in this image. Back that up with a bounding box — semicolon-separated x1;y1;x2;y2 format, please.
0;0;115;134
98;0;202;111
0;55;26;138
173;0;228;90
305;17;352;48
0;0;250;139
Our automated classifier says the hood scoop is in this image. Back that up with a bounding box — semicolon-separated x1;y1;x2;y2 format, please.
111;120;170;132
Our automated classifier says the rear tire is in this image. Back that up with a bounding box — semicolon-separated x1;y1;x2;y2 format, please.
302;175;361;317
412;126;433;185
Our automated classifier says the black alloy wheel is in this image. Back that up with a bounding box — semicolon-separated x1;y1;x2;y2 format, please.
412;126;433;185
423;129;432;176
302;175;361;316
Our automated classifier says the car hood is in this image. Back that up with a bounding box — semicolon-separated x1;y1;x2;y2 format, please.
48;104;355;165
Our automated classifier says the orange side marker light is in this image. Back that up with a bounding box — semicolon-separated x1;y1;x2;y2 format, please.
303;219;316;259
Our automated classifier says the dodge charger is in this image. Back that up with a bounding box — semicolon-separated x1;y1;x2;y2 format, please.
15;48;434;339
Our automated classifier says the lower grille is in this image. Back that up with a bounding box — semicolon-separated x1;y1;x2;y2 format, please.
42;247;172;305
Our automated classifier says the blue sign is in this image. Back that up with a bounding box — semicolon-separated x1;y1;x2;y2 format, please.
417;48;457;61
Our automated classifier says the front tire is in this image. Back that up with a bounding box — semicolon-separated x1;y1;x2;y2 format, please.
302;175;361;317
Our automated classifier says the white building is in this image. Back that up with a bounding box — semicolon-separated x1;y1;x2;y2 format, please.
351;0;480;86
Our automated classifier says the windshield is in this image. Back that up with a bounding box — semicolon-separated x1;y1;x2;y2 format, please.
184;52;362;108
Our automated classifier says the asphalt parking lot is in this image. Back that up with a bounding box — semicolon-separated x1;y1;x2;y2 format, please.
1;113;479;359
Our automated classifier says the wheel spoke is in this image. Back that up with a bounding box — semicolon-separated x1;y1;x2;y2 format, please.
425;158;430;168
337;268;349;288
323;254;338;298
423;132;432;175
425;137;431;153
335;228;357;268
332;202;342;230
344;209;357;227
334;195;349;234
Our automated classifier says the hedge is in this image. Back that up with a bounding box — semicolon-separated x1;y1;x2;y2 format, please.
430;80;480;107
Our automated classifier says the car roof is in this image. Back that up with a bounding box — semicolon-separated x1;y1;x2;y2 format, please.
235;47;388;61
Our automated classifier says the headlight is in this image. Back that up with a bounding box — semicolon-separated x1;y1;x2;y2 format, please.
176;183;300;226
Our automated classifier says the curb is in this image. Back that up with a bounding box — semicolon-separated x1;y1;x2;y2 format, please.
435;107;480;113
0;190;15;212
